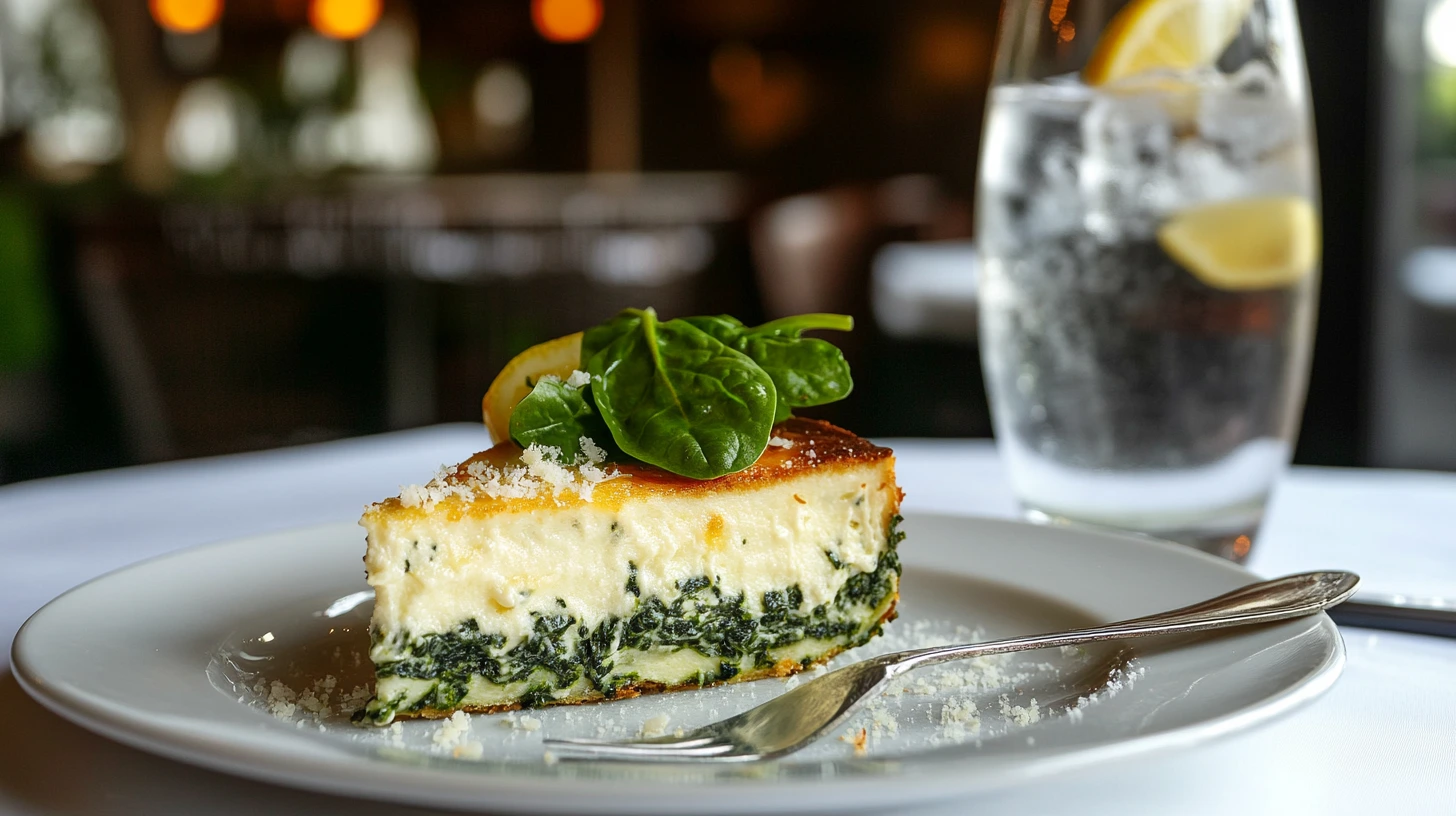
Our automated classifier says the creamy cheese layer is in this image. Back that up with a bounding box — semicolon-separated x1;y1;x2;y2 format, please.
362;463;896;648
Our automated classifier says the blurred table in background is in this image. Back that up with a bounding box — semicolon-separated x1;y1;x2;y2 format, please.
870;240;978;342
72;173;750;465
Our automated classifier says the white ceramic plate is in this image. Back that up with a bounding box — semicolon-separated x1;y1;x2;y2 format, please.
12;513;1344;814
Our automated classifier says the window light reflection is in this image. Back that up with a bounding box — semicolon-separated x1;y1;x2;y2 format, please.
165;78;242;174
474;61;531;129
1427;0;1456;68
281;30;346;105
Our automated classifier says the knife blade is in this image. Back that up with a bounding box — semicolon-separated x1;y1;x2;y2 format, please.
1328;594;1456;638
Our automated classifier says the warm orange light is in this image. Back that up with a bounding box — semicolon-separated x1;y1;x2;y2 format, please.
532;0;602;44
1058;21;1076;42
1232;535;1252;559
310;0;382;40
915;21;984;87
1049;0;1070;27
150;0;223;34
710;42;764;101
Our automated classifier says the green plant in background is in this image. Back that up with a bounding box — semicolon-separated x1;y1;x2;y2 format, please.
0;190;54;374
1423;66;1456;158
510;308;855;480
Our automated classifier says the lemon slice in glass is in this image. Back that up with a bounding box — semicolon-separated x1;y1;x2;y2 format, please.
481;332;583;444
1083;0;1254;86
1157;196;1320;291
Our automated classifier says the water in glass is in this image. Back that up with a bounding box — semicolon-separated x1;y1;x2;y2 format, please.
977;1;1320;561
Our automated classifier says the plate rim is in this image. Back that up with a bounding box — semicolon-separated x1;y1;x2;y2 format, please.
11;513;1347;813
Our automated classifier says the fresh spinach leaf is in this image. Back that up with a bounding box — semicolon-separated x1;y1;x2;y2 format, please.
681;313;854;422
508;377;614;462
580;308;649;366
750;313;855;337
679;314;747;346
585;308;777;479
739;333;852;421
530;308;852;479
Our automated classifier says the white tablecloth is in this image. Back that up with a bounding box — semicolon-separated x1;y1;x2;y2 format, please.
2;424;1452;815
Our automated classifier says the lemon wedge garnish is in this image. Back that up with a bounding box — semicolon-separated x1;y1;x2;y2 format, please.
1083;0;1254;86
481;332;583;444
1157;196;1320;291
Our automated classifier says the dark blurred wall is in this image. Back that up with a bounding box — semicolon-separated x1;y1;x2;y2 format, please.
1292;0;1377;467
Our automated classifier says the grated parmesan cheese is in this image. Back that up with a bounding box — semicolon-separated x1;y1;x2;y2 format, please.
938;696;982;739
432;710;473;748
867;703;899;737
257;673;373;726
521;445;577;493
839;727;869;757
639;713;671;738
579;435;608;464
453;741;484;759
395;444;625;509
999;695;1041;726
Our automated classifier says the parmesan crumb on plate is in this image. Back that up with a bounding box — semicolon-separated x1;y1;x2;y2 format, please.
432;711;473;748
639;713;671;738
938;696;982;739
999;696;1041;727
839;727;869;757
453;741;485;760
640;714;672;740
867;703;900;737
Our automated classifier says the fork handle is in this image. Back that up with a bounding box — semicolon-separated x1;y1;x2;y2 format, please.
883;570;1359;674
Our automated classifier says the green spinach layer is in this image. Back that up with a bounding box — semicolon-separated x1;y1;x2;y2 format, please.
358;516;903;724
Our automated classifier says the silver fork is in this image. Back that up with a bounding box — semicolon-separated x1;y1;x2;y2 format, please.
544;570;1358;762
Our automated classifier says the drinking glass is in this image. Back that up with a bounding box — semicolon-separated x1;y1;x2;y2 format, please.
975;0;1320;562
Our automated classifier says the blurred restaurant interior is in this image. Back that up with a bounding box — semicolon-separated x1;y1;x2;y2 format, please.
0;0;1451;484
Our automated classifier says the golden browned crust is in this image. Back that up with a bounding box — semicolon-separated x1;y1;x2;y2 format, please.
392;595;900;721
369;417;900;517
